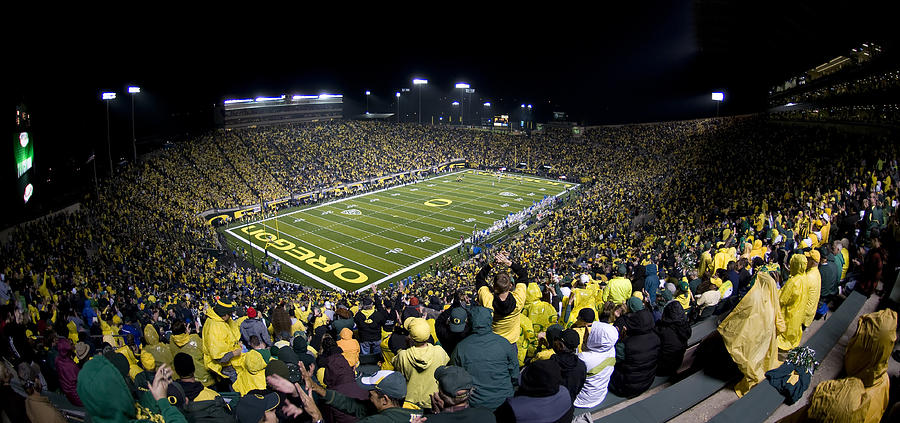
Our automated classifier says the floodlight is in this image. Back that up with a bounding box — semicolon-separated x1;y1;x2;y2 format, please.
366;91;371;95
413;78;428;85
527;104;532;108
396;92;401;97
785;102;797;107
224;98;254;104
128;86;141;94
255;95;284;102
483;102;491;107
102;92;117;100
521;104;525;108
711;92;724;101
452;101;460;106
293;95;318;100
318;94;343;99
455;83;470;89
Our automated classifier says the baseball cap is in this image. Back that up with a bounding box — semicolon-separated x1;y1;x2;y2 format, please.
448;307;468;333
357;370;407;399
409;297;419;306
247;307;257;318
434;365;473;398
560;329;581;350
236;392;280;423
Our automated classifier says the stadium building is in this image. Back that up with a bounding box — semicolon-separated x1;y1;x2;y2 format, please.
215;94;344;128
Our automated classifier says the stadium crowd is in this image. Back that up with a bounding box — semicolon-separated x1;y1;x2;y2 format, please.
1;116;899;422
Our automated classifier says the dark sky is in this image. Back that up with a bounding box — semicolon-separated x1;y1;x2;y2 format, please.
4;1;896;223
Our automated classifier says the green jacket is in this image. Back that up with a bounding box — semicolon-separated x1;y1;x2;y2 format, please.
76;356;187;423
323;389;422;423
450;306;518;411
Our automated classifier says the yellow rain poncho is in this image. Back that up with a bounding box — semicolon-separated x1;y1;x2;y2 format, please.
777;254;809;351
142;324;174;372
233;349;267;396
201;307;242;378
807;377;869;423
802;261;821;327
844;309;897;423
717;271;785;396
524;300;558;335
518;314;536;366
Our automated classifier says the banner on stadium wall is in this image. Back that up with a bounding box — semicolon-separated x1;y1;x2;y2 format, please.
206;206;261;226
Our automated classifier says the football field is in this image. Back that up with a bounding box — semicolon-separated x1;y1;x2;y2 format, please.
223;170;576;292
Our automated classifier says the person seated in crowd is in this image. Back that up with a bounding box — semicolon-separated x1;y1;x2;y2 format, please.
609;296;660;398
494;359;574;423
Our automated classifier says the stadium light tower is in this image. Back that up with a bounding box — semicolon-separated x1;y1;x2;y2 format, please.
413;78;428;124
712;92;724;117
396;92;401;123
365;90;371;114
101;91;116;176
455;83;470;125
128;86;140;163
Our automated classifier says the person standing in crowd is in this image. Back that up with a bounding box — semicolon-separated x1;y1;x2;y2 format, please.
355;295;387;356
202;297;243;388
450;305;519;411
240;306;271;348
476;252;529;346
393;316;450;410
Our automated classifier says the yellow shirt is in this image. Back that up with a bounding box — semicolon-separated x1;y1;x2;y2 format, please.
478;283;527;344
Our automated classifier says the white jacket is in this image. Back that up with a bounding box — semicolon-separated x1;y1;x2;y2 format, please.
574;322;619;408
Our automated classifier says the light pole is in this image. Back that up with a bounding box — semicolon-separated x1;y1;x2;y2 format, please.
101;92;116;176
455;83;470;125
395;92;401;123
712;92;724;117
365;90;371;114
128;86;140;163
483;102;491;128
452;101;460;124
413;78;428;124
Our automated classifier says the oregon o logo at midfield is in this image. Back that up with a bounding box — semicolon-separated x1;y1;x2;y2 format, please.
424;198;453;207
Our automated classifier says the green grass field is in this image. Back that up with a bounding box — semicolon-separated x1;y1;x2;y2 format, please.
223;170;576;292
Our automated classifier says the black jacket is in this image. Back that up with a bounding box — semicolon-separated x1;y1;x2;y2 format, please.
353;308;386;342
609;308;660;397
654;302;691;376
551;352;586;403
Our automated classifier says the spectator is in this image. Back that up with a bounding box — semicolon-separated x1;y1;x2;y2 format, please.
55;337;82;406
392;317;450;410
450;305;518;411
573;320;618;409
425;365;496;421
552;329;587;403
76;358;186;422
337;327;361;369
609;296;660;398
654;301;691;376
240;307;271;348
355;296;387;356
202;297;243;387
494;359;573;423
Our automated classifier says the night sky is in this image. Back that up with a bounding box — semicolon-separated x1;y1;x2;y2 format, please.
5;1;896;223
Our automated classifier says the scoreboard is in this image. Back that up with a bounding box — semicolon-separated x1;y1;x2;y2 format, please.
14;104;34;204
